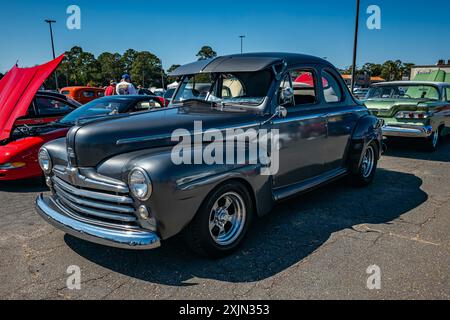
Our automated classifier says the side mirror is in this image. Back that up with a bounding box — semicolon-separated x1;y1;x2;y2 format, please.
275;106;288;118
280;87;294;105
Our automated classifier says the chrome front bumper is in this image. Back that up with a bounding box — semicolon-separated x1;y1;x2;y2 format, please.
382;125;433;138
36;194;161;250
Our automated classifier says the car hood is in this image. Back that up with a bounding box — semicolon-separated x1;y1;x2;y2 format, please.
363;98;433;117
0;55;64;142
67;103;263;167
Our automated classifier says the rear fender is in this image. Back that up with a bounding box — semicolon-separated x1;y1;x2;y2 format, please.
348;115;383;174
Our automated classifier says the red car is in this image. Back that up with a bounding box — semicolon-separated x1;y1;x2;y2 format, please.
0;91;82;180
0;55;81;181
0;55;168;181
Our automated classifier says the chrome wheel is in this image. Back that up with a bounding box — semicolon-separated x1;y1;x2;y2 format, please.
208;192;247;246
361;146;375;178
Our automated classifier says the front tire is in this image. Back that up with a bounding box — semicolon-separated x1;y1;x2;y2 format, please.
184;181;253;258
349;142;379;187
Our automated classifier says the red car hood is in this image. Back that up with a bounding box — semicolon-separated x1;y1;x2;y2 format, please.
0;54;64;141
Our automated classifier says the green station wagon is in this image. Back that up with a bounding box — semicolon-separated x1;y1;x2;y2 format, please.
364;81;450;151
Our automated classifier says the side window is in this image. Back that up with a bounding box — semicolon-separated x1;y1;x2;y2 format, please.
97;91;105;97
290;70;317;106
322;70;343;103
35;98;73;116
446;87;450;102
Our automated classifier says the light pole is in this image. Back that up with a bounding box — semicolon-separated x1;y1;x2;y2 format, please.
160;58;165;89
351;0;361;92
45;19;59;90
239;35;246;54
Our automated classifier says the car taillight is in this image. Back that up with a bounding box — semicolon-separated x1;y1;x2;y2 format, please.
395;111;429;119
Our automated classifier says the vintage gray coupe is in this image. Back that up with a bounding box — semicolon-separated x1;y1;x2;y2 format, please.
36;53;383;257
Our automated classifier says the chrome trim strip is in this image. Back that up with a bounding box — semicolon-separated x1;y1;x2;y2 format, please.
54;198;139;230
53;166;129;194
116;133;173;145
53;177;134;204
273;168;348;201
54;184;135;214
382;125;432;138
57;195;137;223
272;113;326;125
326;107;367;117
36;195;161;250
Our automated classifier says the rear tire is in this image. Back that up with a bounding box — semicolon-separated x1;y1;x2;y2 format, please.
349;142;379;187
184;181;253;258
425;127;441;152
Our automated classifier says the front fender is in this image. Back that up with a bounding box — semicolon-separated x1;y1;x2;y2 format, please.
97;148;274;240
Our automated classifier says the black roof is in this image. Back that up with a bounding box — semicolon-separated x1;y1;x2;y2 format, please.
170;52;331;76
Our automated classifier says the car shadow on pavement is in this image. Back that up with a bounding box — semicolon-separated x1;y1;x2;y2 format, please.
384;134;450;162
0;177;48;193
65;168;427;286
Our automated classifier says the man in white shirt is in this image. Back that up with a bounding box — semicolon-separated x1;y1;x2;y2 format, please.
116;74;137;95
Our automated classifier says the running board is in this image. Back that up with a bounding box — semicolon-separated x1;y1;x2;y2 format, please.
273;168;348;201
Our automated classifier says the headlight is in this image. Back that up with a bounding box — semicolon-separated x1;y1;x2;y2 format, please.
38;148;52;174
128;168;152;201
395;111;430;119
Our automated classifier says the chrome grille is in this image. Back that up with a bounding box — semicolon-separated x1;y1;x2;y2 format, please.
52;176;138;225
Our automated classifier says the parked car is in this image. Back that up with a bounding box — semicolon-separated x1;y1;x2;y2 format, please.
353;88;369;100
364;81;450;151
36;53;383;257
1;95;164;181
0;91;81;180
60;86;105;104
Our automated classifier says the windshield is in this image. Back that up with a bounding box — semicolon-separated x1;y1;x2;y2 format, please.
172;70;273;107
59;97;132;124
366;84;441;101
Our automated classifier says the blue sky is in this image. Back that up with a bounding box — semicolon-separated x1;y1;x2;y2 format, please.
1;0;449;73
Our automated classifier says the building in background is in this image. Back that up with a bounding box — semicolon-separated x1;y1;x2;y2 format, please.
410;60;450;82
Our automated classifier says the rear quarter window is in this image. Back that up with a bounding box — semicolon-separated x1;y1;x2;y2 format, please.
322;70;343;103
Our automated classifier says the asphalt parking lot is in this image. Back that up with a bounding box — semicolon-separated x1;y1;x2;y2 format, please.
0;139;449;300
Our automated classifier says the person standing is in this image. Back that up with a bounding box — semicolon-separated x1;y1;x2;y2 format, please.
105;80;116;96
116;74;137;95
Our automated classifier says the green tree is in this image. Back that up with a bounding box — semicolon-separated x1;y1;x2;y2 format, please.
362;63;383;77
54;46;101;87
167;64;181;83
97;52;124;85
196;46;217;61
381;60;403;81
167;64;181;74
130;51;165;88
401;62;415;79
121;49;138;74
